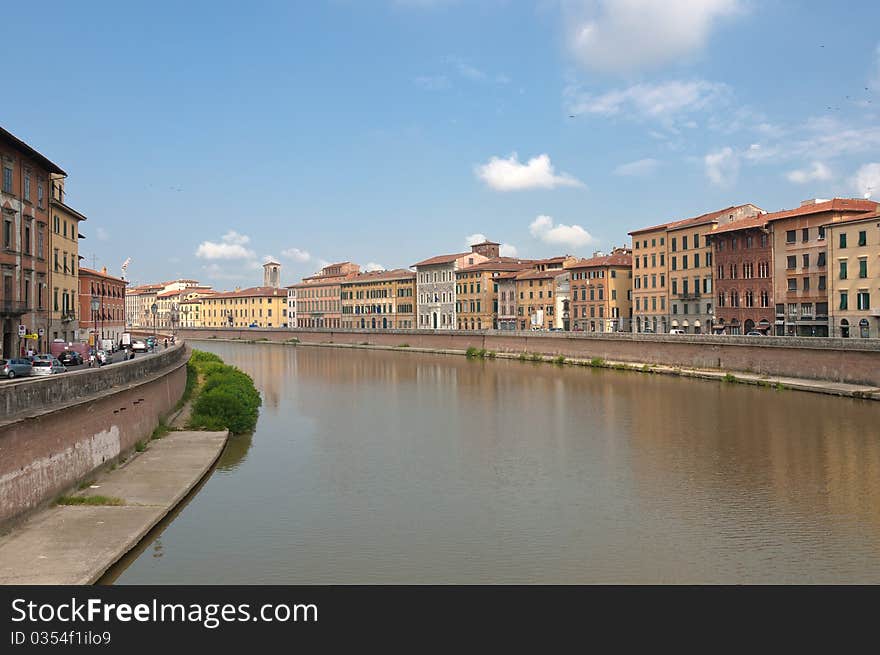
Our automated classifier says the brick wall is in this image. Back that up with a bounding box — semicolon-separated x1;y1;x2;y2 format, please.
178;327;880;387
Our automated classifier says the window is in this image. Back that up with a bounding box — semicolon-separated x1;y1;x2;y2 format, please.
787;278;796;291
693;253;699;268
802;228;809;243
818;275;826;291
817;251;826;267
859;259;868;278
857;291;870;311
787;256;796;269
803;277;810;291
839;261;847;280
839;233;847;249
24;172;31;200
786;230;796;244
858;230;867;247
3;219;11;249
802;254;809;268
2;166;12;193
671;257;677;271
671;238;677;252
840;291;848;310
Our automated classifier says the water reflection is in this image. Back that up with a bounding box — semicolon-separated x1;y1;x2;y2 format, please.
111;341;880;584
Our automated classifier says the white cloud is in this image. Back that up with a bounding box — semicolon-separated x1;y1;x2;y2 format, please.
365;262;385;272
465;233;518;257
414;75;451;91
96;227;110;241
704;147;739;187
476;153;584;191
613;158;660;176
499;243;518;257
786;162;832;184
282;247;312;263
465;233;488;246
529;215;595;249
566;80;729;122
853;163;880;199
196;230;257;260
446;56;485;81
564;0;744;73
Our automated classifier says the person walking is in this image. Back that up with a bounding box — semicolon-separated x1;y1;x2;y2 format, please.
164;338;168;349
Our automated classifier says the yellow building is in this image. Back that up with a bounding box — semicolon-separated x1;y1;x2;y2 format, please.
629;223;669;334
825;209;880;338
566;248;633;332
340;268;415;329
514;269;561;330
200;286;288;328
456;259;533;330
47;177;86;343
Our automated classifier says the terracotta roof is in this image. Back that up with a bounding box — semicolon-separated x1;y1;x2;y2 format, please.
764;198;878;222
567;253;632;268
79;267;127;284
456;258;535;273
341;268;415;284
495;271;520;280
515;269;562;281
288;272;356;288
412;252;471;267
156;289;181;298
531;255;572;264
629;221;673;236
207;286;285;299
820;209;880;227
630;204;761;236
710;215;769;235
470;240;500;246
0;126;66;175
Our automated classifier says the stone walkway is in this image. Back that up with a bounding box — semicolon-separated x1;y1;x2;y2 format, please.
0;429;227;585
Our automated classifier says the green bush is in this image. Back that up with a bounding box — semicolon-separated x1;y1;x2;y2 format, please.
529;353;543;362
553;355;566;365
518;352;528;361
466;346;481;358
723;373;738;384
589;357;605;367
190;350;223;366
486;351;497;359
189;362;261;435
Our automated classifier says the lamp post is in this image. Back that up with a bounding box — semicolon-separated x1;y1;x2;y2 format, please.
90;295;100;349
150;302;158;346
170;303;179;340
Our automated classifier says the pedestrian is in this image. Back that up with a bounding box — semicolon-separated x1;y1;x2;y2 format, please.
88;351;96;368
164;338;168;349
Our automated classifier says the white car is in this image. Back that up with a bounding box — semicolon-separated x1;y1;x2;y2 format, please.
131;340;148;353
669;328;685;335
31;359;66;376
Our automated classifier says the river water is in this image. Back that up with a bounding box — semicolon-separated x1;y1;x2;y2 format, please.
105;341;880;584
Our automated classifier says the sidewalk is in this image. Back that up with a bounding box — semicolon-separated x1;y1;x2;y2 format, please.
0;429;227;585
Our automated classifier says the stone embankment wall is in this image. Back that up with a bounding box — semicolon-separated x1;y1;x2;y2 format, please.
178;327;880;387
0;343;187;528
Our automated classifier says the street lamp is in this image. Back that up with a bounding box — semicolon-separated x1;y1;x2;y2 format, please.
90;295;100;348
151;302;158;345
170;303;179;340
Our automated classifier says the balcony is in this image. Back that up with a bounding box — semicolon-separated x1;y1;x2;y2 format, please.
675;292;702;301
61;312;76;322
0;300;29;316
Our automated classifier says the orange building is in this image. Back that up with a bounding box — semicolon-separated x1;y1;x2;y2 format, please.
289;262;360;328
566;248;633;332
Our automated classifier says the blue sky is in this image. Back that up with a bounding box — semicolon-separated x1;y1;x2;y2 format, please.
4;0;880;288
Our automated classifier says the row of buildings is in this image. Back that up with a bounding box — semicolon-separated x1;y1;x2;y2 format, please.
156;195;879;341
1;126;127;358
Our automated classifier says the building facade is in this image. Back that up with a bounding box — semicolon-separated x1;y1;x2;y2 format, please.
514;269;559;330
456;258;533;330
629;224;668;334
496;272;518;330
567;249;633;332
768;198;878;337
341;269;415;329
200;286;288;328
289;262;360;328
708;216;774;334
1;127;64;357
79;267;127;346
414;244;490;330
824;210;880;338
47;179;86;345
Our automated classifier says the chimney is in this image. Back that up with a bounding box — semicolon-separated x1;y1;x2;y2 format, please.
101;266;107;274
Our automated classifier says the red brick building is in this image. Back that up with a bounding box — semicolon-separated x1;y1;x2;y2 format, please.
79;267;127;347
709;216;774;334
1;127;66;357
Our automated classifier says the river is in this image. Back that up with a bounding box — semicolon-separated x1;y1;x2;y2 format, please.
103;341;880;583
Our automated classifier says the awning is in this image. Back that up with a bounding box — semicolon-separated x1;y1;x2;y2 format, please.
682;320;689;327
693;320;701;327
671;320;679;327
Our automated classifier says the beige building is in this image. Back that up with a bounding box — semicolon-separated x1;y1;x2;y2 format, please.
289;262;360;328
514;269;560;330
341;268;415;329
47;178;86;343
629;223;669;333
456;258;534;330
566;248;633;332
767;198;878;337
824;209;880;338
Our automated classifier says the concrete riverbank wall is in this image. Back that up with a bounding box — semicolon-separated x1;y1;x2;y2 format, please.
177;327;880;387
0;343;188;529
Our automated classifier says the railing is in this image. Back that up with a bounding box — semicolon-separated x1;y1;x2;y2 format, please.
0;300;29;315
675;293;702;301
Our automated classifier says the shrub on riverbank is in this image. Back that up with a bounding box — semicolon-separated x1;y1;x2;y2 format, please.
188;350;262;435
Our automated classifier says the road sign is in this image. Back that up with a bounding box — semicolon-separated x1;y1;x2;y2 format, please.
38;328;45;337
18;325;26;337
24;334;38;340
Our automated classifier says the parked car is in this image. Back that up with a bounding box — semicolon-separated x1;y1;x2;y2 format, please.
669;328;685;335
745;330;765;336
28;353;53;363
57;350;83;366
1;358;33;379
31;359;66;376
132;340;148;353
